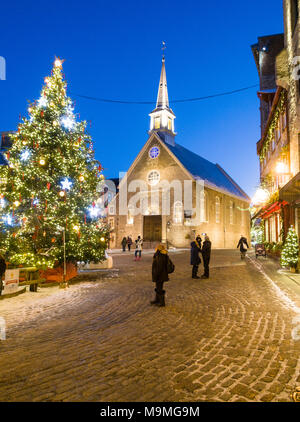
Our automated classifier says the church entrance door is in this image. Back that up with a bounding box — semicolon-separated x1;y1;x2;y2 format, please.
143;216;162;242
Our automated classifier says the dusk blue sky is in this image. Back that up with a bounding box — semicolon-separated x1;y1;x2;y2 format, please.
0;0;283;198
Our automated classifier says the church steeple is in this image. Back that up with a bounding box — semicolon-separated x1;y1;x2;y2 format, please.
149;54;176;146
156;57;169;109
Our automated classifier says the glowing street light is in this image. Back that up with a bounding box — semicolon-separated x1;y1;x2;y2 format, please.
276;162;286;174
252;188;270;206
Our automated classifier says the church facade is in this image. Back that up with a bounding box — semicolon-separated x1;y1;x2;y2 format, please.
107;58;250;249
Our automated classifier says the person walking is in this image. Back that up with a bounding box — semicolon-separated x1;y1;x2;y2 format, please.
151;244;174;307
0;253;6;297
134;236;143;261
237;235;249;259
127;236;133;252
201;235;212;279
121;237;127;252
190;235;202;279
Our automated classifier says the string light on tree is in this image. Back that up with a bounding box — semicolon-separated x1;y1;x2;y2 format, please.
281;226;299;270
37;96;48;108
0;58;109;268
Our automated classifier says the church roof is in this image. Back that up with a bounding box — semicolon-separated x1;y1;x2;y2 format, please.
163;140;249;201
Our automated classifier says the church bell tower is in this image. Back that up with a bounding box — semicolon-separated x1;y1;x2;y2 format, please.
149;56;176;146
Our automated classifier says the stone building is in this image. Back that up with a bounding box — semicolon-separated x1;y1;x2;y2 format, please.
108;58;250;249
253;1;300;241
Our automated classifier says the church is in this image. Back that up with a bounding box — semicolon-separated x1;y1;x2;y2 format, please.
107;57;250;249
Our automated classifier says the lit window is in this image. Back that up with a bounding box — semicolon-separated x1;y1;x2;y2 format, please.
168;118;172;131
147;170;160;186
200;191;208;222
149;146;160;159
173;201;183;224
215;197;220;223
108;217;114;229
127;205;134;225
154;117;160;129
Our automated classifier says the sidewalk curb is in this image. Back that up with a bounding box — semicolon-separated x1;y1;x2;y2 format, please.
0;287;26;300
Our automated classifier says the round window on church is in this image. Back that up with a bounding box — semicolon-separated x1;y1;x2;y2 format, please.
149;146;160;159
147;170;160;186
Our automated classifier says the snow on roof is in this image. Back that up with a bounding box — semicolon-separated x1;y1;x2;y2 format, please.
164;141;249;201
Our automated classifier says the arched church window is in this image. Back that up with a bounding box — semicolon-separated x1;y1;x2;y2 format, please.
147;170;160;186
168;118;172;131
127;204;134;225
154;117;160;129
215;196;221;223
173;201;183;224
229;201;234;225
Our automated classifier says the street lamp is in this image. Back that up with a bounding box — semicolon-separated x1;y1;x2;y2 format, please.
166;220;171;249
251;188;270;206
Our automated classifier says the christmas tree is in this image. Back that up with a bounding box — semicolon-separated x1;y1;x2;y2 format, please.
281;226;299;269
0;58;109;269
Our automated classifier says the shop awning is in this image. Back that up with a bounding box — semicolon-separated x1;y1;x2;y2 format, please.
256;200;288;219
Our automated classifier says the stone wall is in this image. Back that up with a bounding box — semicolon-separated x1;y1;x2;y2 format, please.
109;136;250;249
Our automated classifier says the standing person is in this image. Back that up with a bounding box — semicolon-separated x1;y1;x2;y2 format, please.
237;235;249;259
121;237;127;252
190;236;202;279
134;235;143;261
201;235;212;279
151;244;174;307
127;236;133;252
0;253;6;297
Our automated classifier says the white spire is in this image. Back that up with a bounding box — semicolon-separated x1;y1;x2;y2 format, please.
149;50;176;146
156;57;169;109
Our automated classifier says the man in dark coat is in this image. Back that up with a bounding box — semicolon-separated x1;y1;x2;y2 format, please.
0;254;6;296
127;236;133;252
121;237;127;252
190;236;202;279
237;235;249;259
151;244;173;307
201;235;211;279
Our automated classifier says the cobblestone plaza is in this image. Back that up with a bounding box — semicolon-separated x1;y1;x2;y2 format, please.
0;249;299;402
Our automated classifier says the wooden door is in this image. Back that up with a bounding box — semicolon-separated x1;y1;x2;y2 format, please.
143;216;162;241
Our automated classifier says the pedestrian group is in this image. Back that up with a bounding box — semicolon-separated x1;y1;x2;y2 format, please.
121;233;249;308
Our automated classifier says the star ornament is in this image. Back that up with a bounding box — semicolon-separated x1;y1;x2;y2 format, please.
54;57;65;68
37;96;48;108
60;178;72;191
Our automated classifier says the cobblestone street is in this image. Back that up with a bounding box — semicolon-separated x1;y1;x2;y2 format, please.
0;249;300;402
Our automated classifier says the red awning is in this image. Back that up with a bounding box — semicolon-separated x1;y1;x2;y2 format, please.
260;200;288;219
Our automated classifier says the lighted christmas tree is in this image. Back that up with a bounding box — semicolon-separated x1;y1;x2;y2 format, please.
281;226;299;269
0;58;109;269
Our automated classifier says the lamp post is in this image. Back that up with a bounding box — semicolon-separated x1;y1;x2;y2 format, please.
60;228;68;288
166;220;171;249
